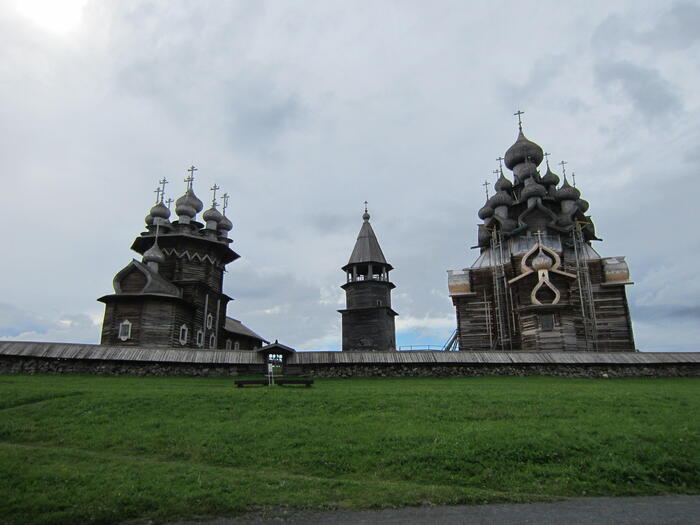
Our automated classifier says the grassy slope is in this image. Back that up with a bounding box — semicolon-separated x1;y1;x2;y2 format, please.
0;375;698;524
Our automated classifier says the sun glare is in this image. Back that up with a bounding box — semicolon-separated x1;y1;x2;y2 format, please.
15;0;88;35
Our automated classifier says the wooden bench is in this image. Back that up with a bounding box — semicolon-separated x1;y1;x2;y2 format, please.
276;379;314;387
234;380;269;388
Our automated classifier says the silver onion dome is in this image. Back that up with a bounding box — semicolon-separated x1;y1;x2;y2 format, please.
504;130;544;170
143;241;165;265
520;177;547;200
554;178;581;201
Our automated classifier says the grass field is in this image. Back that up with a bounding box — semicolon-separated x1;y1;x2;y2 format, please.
1;374;698;524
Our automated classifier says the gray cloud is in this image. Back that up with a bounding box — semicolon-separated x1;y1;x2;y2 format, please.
594;60;681;118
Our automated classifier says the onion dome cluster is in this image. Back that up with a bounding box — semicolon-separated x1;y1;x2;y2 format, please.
474;123;597;248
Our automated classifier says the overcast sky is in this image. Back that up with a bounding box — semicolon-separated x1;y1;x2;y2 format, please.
2;0;699;351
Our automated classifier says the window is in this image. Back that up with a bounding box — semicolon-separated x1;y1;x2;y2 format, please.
209;334;216;348
118;320;132;341
376;300;382;306
225;339;232;350
539;314;555;331
234;341;240;350
196;330;204;347
206;314;213;329
179;325;188;345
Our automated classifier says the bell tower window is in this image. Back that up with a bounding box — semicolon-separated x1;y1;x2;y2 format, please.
196;330;204;347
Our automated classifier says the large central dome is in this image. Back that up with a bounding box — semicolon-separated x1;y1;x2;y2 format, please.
504;129;544;169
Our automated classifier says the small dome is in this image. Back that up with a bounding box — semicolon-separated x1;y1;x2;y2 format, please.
520;177;547;200
143;242;165;264
577;198;589;212
203;206;223;224
531;250;553;270
478;204;494;220
150;201;171;220
175;189;203;218
494;173;513;192
513;160;537;181
541;166;560;187
488;190;514;208
362;211;370;221
145;213;154;226
218;214;233;232
504;130;544;170
555;178;581;201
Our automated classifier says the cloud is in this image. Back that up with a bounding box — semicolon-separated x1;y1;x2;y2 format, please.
594;60;682;118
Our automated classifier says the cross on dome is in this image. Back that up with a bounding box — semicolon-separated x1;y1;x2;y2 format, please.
514;109;524;130
185;165;197;189
543;152;551;167
210;183;220;206
559;160;568;178
154;186;163;203
483;180;490;199
158;178;168;202
496;156;505;174
165;197;173;209
222;193;229;215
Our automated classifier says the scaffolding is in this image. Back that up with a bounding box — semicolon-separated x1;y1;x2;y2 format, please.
490;228;513;350
572;222;598;351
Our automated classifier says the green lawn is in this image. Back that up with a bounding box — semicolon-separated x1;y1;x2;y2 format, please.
1;374;698;524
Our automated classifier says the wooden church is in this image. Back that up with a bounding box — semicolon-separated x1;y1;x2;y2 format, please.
448;115;635;352
98;168;267;350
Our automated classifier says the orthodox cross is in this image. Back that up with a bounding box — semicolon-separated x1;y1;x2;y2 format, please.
492;169;500;181
210;183;220;206
558;160;568;178
154;186;163;203
496;156;505;174
482;180;490;199
571;171;577;187
543;152;551;167
165;197;174;210
535;229;544;245
185;165;197;189
364;201;368;213
222;193;229;215
514;109;524;130
158;177;168;201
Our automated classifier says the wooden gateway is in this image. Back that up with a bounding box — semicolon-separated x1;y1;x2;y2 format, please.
448;118;635;352
98;168;267;350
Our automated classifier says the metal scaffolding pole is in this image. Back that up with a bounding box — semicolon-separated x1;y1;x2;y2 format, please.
572;222;598;351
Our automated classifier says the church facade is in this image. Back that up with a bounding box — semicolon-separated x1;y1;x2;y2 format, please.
98;168;267;350
448;118;635;352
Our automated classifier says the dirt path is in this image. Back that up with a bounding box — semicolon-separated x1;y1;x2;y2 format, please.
170;495;700;524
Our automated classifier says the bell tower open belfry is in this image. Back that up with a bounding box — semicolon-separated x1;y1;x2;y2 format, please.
339;204;398;352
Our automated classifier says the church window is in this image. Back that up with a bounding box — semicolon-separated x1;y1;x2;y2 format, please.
196;330;204;347
225;339;232;350
209;334;216;348
377;300;382;306
118;319;132;341
234;341;240;350
206;313;213;329
539;314;555;331
179;325;189;345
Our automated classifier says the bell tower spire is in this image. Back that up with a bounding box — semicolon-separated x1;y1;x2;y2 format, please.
338;204;398;352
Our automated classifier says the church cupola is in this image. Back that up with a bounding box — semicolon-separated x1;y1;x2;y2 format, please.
339;203;398;352
202;184;223;232
175;166;204;224
218;192;233;238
